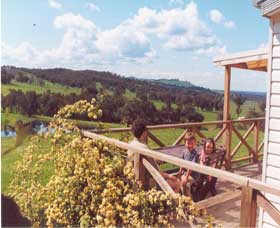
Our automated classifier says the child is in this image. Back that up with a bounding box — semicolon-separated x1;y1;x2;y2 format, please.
200;138;216;165
178;132;200;194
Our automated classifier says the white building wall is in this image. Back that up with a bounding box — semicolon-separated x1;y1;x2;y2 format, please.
260;18;280;228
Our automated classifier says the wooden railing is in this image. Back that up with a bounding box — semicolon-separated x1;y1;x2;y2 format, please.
82;130;280;227
91;117;265;170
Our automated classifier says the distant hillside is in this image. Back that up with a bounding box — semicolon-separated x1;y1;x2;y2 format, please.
215;90;266;102
150;79;194;88
6;66;214;95
1;67;81;96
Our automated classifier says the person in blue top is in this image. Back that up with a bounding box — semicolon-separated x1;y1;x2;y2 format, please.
178;132;200;194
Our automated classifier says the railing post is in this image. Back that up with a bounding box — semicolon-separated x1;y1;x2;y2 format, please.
224;122;232;171
240;186;257;227
135;154;150;190
253;121;259;163
223;65;231;171
134;152;140;179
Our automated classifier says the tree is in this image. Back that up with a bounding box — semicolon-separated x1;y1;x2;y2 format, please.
24;91;38;117
1;69;14;84
15;72;29;83
258;100;266;114
232;95;246;117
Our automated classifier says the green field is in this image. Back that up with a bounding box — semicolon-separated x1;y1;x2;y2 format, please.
1;136;55;193
1;80;81;96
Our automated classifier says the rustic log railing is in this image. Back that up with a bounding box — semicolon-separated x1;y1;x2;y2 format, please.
82;130;280;227
91;117;265;170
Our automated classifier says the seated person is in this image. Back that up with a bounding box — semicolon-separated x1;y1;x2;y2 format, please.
200;138;216;166
127;119;181;193
178;132;200;195
199;138;218;196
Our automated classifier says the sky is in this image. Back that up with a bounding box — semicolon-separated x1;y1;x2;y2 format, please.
1;0;269;92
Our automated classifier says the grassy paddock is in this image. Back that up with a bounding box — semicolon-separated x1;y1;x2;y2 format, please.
1;112;124;129
1;80;81;96
1;136;54;193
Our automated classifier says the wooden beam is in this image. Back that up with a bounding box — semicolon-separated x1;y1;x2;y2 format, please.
254;120;259;162
134;152;140;179
139;155;150;190
240;187;257;228
248;179;280;198
258;140;264;153
214;125;227;142
193;127;206;140
223;66;231;171
230;122;255;158
231;155;254;164
246;59;268;69
232;125;257;161
223;66;231;122
213;49;268;67
147;131;165;147
256;192;280;226
143;158;175;195
225;124;232;171
195;189;241;210
172;129;188;146
82;130;280;196
92;118;265;134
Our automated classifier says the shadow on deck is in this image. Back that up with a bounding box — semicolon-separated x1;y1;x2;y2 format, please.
206;162;262;227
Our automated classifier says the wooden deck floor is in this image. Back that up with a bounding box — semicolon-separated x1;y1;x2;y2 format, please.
206;162;262;228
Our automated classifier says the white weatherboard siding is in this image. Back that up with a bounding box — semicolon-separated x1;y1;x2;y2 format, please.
261;18;280;228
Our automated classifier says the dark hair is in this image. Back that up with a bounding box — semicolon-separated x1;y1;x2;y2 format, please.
203;138;216;154
184;132;196;141
131;119;147;139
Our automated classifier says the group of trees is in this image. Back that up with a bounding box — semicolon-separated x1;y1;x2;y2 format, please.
99;94;204;125
18;67;224;112
2;89;204;125
2;66;266;126
1;68;14;84
1;68;45;86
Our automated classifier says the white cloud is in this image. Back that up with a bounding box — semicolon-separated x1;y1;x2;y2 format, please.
86;3;100;12
48;0;62;9
128;2;222;52
224;20;235;28
54;13;96;31
169;0;184;6
95;26;155;62
196;44;227;56
209;9;224;24
2;2;225;67
209;9;236;29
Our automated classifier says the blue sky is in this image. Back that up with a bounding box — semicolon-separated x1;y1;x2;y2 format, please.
1;0;269;91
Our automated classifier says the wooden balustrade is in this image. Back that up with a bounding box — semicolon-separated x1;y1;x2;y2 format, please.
82;130;280;227
91;117;265;169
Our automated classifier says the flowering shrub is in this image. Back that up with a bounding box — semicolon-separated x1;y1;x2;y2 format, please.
9;98;215;227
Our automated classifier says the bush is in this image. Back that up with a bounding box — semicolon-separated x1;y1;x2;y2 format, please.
8;99;214;227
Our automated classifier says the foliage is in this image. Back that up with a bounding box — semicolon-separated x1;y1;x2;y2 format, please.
15;72;29;83
232;95;247;117
8;99;214;227
1;68;14;84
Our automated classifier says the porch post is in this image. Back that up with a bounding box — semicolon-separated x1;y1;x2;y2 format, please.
223;66;232;170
